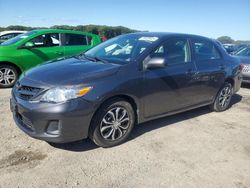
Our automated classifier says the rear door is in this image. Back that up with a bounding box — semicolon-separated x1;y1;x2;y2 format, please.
20;33;65;69
190;37;226;103
62;33;93;57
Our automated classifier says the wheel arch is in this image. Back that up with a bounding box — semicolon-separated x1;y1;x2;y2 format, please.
225;77;236;93
225;77;234;86
89;94;140;135
0;61;23;75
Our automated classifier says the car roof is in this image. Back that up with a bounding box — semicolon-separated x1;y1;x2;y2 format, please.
125;32;211;40
31;29;98;36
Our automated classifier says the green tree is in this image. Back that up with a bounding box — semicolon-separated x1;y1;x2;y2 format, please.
0;24;139;39
6;25;33;31
217;36;234;44
50;25;73;30
235;40;250;45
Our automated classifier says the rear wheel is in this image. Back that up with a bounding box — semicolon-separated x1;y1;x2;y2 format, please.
210;82;233;112
0;65;18;88
89;99;135;147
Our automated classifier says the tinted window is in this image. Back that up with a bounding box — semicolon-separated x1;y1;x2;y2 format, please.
192;39;221;61
30;33;59;48
65;34;87;46
151;38;191;65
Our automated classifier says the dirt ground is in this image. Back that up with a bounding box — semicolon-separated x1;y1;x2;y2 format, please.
0;85;250;188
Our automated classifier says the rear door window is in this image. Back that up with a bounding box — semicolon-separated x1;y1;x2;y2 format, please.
64;34;88;46
192;39;221;61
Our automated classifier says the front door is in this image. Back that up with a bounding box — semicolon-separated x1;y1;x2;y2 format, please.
20;33;65;70
142;37;198;118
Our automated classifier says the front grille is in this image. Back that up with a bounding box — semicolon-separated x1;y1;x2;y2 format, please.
15;83;43;101
243;64;250;73
16;113;34;131
243;76;250;81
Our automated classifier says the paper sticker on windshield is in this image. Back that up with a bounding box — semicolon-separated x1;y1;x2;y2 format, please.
105;44;118;52
139;37;158;42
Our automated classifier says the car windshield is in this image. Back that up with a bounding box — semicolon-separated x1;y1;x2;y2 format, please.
1;31;37;46
235;47;250;57
84;34;159;64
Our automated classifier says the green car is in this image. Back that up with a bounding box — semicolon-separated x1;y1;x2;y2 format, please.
0;29;101;88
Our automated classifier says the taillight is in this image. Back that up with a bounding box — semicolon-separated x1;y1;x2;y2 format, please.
239;64;244;71
101;36;108;42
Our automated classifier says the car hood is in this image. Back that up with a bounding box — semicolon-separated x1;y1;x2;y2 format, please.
0;45;12;52
233;55;250;64
22;57;121;86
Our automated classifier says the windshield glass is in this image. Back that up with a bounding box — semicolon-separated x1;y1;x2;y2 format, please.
84;34;159;64
1;31;37;46
235;47;250;57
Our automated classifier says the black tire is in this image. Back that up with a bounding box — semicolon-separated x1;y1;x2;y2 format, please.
0;65;19;88
89;98;135;148
210;82;233;112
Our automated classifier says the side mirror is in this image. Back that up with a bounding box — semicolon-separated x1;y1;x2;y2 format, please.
146;57;167;69
24;41;35;48
18;41;35;49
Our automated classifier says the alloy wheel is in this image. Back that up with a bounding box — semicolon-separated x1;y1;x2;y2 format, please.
0;68;16;86
100;107;130;141
218;86;232;108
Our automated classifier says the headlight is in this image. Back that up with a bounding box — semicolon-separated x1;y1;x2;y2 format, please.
40;87;92;103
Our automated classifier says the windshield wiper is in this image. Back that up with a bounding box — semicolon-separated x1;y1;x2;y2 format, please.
80;53;96;61
80;53;108;64
93;56;109;64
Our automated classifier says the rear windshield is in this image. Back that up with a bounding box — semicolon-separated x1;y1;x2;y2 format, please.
1;31;37;46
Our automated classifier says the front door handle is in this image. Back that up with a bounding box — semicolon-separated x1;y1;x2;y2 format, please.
55;51;63;55
185;69;196;75
219;64;225;70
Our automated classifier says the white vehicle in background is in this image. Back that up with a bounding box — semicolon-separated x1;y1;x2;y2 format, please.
0;31;27;44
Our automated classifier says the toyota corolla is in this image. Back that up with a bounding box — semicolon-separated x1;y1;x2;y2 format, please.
11;32;242;147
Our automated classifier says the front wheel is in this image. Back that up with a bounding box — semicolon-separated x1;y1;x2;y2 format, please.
89;99;135;148
0;65;18;88
210;82;233;112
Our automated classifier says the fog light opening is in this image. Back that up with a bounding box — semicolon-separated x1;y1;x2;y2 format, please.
46;121;60;135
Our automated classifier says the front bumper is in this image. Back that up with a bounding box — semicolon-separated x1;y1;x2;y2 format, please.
242;73;250;83
10;92;95;143
242;76;250;83
242;64;250;83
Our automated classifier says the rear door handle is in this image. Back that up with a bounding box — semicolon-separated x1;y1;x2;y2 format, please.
55;51;63;55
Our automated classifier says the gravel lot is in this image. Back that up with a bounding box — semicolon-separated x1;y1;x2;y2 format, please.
0;86;250;188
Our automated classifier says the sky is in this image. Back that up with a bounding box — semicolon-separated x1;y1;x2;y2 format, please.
0;0;250;40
